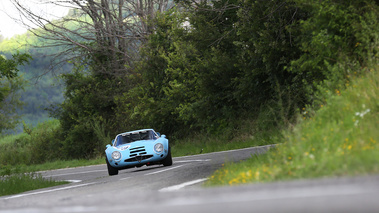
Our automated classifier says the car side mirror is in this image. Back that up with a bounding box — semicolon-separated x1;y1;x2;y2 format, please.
156;132;161;137
161;135;166;138
106;144;111;148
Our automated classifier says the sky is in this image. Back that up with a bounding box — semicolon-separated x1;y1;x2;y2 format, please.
0;0;70;39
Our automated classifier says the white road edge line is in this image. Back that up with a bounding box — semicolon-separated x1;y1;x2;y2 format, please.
159;178;209;192
144;165;185;176
4;182;96;200
174;144;276;159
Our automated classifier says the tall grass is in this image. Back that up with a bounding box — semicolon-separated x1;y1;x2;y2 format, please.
0;133;28;145
206;66;379;186
0;173;67;196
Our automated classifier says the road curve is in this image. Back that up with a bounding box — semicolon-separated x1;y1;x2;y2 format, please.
1;145;378;213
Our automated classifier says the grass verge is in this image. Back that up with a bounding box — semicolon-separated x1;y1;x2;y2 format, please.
206;67;379;186
0;173;68;197
15;158;106;173
0;158;104;197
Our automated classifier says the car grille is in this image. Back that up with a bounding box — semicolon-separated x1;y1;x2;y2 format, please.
125;155;153;162
129;146;147;157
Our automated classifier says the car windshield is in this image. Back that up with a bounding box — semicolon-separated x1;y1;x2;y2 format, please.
114;130;158;146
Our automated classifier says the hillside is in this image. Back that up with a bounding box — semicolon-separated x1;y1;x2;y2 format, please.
207;65;379;185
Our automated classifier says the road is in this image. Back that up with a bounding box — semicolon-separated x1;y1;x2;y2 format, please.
1;145;379;213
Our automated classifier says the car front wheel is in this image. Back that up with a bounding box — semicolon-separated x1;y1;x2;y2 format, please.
162;147;173;166
106;157;119;176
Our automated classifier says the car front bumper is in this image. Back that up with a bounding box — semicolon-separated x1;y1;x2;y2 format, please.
106;144;169;169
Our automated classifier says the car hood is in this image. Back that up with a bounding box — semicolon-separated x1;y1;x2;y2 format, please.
114;139;161;150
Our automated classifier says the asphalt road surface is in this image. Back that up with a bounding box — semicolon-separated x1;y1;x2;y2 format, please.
1;145;379;213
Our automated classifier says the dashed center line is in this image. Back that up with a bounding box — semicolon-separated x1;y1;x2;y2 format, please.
119;177;132;181
65;180;82;183
144;165;186;176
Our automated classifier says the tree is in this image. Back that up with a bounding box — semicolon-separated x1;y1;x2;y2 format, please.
0;53;31;134
114;7;200;135
115;0;245;135
0;52;31;80
131;0;310;134
290;0;379;101
10;0;175;76
233;0;308;124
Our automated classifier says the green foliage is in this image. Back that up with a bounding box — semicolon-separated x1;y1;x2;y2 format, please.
207;65;379;186
0;76;28;134
289;0;379;104
0;52;31;79
182;0;242;130
0;52;31;122
116;0;378;140
116;1;247;136
232;0;309;127
124;0;306;136
115;8;199;135
0;120;63;165
51;63;122;158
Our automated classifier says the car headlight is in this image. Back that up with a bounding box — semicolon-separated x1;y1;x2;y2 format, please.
154;143;164;154
112;151;121;160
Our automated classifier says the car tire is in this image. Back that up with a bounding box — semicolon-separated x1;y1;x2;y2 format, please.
106;157;119;176
162;147;173;166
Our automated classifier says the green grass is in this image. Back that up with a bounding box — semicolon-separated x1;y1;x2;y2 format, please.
0;173;68;197
0;159;104;197
206;66;379;186
171;128;277;157
15;158;106;173
0;157;104;197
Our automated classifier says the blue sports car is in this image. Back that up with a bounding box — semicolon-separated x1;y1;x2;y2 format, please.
105;129;172;176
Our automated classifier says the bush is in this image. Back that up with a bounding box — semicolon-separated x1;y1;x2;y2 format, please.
0;120;63;165
61;118;111;159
